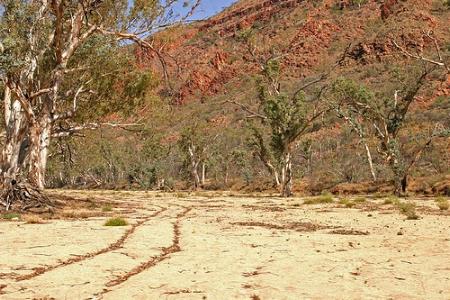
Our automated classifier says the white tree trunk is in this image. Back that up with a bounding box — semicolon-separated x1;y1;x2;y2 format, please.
1;87;27;186
188;145;201;189
280;151;293;197
363;141;377;182
27;115;52;190
192;162;200;190
201;162;206;186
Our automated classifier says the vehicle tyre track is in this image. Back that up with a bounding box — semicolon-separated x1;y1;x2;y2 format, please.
15;206;168;281
101;206;192;294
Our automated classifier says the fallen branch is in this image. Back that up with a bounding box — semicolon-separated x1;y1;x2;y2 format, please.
52;122;143;138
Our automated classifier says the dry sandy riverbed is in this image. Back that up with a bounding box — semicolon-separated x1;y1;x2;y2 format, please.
0;190;449;299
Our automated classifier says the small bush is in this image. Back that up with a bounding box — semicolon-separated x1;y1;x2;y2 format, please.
396;202;419;220
104;217;128;226
102;204;113;212
2;213;21;220
339;198;355;208
384;196;400;205
353;197;366;203
304;192;334;205
435;197;449;211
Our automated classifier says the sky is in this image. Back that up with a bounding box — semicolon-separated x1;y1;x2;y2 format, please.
0;1;238;22
182;0;239;20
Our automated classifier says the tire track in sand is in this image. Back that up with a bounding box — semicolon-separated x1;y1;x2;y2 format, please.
100;206;192;295
16;206;168;281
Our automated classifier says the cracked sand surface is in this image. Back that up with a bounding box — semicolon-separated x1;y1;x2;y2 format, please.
0;191;449;299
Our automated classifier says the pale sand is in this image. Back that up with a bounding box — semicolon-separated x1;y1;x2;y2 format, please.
0;191;449;299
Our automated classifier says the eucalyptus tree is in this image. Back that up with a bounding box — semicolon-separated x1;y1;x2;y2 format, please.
331;32;449;195
178;122;218;190
331;70;448;195
230;58;327;197
0;0;200;206
329;80;378;181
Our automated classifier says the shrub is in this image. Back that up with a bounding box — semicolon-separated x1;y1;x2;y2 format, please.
304;192;334;204
339;198;355;208
435;197;449;211
396;202;419;220
104;217;128;226
102;204;113;212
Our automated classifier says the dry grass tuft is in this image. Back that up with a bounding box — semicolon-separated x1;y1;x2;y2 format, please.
61;210;97;219
23;215;46;224
175;192;188;198
353;196;366;203
396;201;419;220
435;197;449;211
383;196;400;205
102;204;113;212
339;198;355;208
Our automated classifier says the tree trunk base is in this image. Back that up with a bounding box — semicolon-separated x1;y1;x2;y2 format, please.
1;181;55;212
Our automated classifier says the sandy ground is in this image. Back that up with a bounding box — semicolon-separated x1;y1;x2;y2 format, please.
0;190;449;300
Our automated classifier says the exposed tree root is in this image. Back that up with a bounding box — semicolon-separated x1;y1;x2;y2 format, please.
104;206;192;289
15;207;167;281
1;181;57;212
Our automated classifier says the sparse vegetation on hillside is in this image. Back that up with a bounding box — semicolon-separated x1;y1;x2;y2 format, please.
1;0;448;201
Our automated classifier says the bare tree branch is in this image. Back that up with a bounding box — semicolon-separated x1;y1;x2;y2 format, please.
392;39;448;70
52;122;143;138
224;100;268;120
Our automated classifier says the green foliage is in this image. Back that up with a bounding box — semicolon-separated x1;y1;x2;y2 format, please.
104;217;128;226
1;213;21;220
255;59;315;163
331;78;377;118
262;59;281;82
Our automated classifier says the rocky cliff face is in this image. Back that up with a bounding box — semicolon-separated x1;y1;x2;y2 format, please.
133;0;448;106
